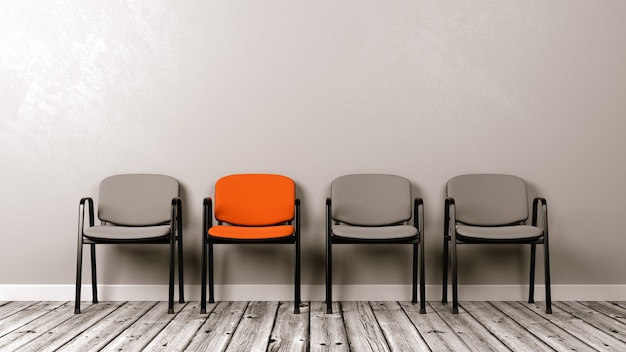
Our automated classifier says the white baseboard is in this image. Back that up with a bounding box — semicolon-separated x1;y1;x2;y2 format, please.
1;284;625;301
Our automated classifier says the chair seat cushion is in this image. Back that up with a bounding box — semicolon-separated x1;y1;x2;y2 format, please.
84;225;171;240
332;225;418;240
208;225;295;240
456;225;543;241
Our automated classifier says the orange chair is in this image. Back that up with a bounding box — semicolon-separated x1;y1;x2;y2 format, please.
200;174;301;313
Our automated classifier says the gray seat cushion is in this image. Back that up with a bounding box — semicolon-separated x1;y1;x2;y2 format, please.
332;225;418;240
456;225;543;241
84;225;171;241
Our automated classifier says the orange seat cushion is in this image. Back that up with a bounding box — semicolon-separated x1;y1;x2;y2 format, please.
208;225;295;240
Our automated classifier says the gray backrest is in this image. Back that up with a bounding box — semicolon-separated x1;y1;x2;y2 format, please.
98;174;179;226
447;174;529;226
331;174;412;226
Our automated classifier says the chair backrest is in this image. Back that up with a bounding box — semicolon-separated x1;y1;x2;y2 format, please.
331;174;412;226
214;174;295;226
447;174;529;226
98;174;179;226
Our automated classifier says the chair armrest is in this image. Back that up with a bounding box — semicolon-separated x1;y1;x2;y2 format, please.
295;198;301;214
171;197;183;237
203;198;213;234
532;197;548;231
326;197;332;236
414;198;424;234
326;198;332;220
444;197;456;240
78;197;95;232
171;197;182;218
294;198;301;236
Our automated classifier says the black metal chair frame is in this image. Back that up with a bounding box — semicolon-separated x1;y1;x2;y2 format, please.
201;197;301;314
442;197;551;314
75;197;184;314
325;198;426;314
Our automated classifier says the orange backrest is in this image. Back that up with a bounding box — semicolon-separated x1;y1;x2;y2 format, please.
214;174;295;226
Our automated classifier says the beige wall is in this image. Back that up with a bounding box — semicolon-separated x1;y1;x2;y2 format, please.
1;0;626;294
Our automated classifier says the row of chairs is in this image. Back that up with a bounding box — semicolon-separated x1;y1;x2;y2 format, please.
74;173;551;315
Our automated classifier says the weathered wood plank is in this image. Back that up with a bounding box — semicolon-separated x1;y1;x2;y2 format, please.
491;301;592;351
0;302;77;351
341;301;389;352
225;301;279;352
581;301;626;325
310;301;349;352
3;300;626;351
14;301;123;352
100;301;183;351
462;301;552;352
555;301;626;344
142;302;208;351
525;302;625;351
0;302;37;321
268;301;309;352
609;302;626;310
184;301;245;352
402;301;470;352
0;301;65;338
433;303;508;351
57;301;157;351
370;301;429;351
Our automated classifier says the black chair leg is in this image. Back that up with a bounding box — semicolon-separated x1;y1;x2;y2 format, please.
200;236;207;314
442;205;450;305
90;244;98;304
442;236;449;304
75;240;83;314
177;204;184;304
209;243;215;304
544;242;552;314
168;237;175;314
294;236;301;314
529;244;536;303
326;239;332;314
451;239;459;314
419;241;426;314
412;243;418;304
178;235;184;303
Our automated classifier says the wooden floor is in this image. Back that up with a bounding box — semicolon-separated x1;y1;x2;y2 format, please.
0;301;625;351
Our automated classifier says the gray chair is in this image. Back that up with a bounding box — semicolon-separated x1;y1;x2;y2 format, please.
442;174;551;314
326;174;425;314
75;174;184;314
